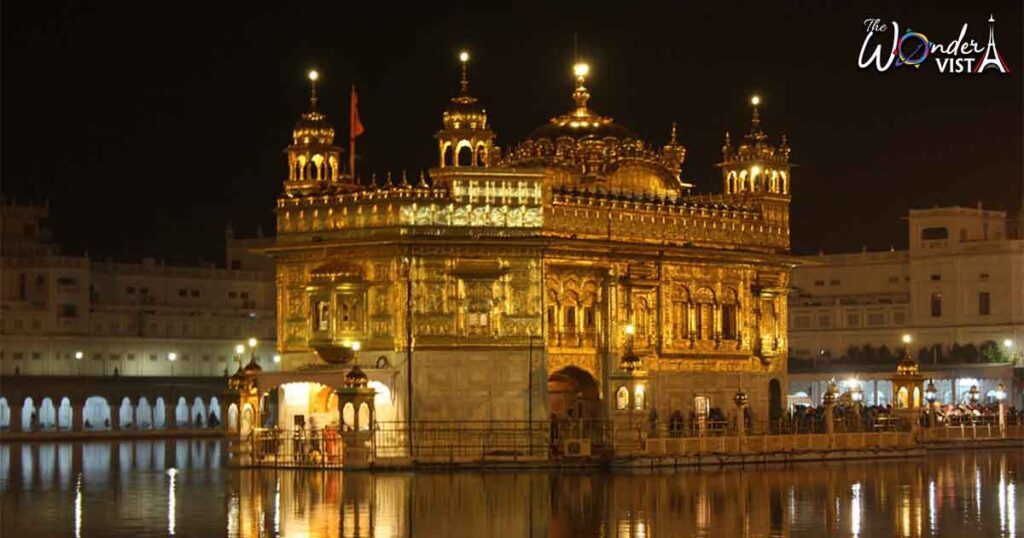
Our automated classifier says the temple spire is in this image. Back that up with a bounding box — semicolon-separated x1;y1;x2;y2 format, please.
669;121;678;145
749;94;761;133
459;51;470;94
572;61;591;112
308;69;320;111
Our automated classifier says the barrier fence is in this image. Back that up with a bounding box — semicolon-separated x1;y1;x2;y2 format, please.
239;418;1022;468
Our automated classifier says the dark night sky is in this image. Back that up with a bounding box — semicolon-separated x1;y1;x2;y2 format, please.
3;1;1021;264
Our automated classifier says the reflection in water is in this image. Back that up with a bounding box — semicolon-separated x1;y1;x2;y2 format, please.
0;441;1020;537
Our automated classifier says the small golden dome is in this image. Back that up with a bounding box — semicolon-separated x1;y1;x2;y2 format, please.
345;365;369;388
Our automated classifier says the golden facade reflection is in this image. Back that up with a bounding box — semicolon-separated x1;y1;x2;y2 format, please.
0;442;1020;536
220;451;1021;537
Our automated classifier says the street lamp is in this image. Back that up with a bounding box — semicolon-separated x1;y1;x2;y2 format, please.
74;351;84;360
925;380;938;428
248;337;257;349
273;354;281;364
996;382;1007;434
968;384;980;405
168;352;177;377
849;379;864;431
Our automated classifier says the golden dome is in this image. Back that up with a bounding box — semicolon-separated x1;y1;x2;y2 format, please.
896;353;920;376
502;62;686;193
345;365;369;388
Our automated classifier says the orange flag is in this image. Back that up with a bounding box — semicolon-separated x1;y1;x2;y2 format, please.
350;85;365;139
349;85;364;176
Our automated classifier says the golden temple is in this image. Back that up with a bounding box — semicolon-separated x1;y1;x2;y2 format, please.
245;51;796;448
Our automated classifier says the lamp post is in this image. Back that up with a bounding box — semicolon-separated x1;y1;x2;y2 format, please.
968;384;980;405
924;380;938;428
168;352;177;377
823;379;838;435
995;382;1006;435
850;379;864;430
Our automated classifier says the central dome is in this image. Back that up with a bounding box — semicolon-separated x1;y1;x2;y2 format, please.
501;62;687;195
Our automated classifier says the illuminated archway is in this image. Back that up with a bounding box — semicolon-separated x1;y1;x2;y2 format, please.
191;397;207;427
154;397;167;429
118;397;134;429
547;366;603;421
136;397;154;429
0;397;9;430
57;397;73;430
82;396;111;430
38;397;57;430
21;397;37;432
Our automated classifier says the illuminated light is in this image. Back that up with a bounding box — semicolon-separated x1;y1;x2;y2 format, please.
1004;339;1014;348
342;339;351;348
308;70;319;81
368;380;391;404
750;166;761;177
248;337;257;348
273;354;281;364
282;382;315;406
902;334;912;344
234;344;245;355
167;467;177;536
351;341;361;352
573;62;590;79
459;51;469;63
74;351;83;360
624;324;636;336
851;482;862;538
74;473;83;538
167;352;177;362
750;95;761;106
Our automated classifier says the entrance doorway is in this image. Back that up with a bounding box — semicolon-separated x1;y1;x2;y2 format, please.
547;366;603;421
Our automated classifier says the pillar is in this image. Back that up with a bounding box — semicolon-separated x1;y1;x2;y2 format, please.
111;399;122;430
71;400;84;432
165;397;176;430
9;401;23;433
824;402;835;435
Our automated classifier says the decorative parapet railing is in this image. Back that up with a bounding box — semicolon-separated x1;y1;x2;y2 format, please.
547;189;787;251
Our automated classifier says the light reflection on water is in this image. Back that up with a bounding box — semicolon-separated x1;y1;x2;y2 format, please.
0;441;1020;537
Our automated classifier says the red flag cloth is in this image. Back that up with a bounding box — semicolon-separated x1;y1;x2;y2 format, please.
350;85;365;139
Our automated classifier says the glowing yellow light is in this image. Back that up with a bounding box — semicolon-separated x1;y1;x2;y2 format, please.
459;51;469;63
248;337;258;348
624;324;636;336
74;351;83;360
168;352;177;362
351;341;361;352
234;344;245;355
1003;339;1013;348
750;95;761;106
902;334;912;344
273;354;281;363
308;70;319;81
751;166;761;177
573;62;590;79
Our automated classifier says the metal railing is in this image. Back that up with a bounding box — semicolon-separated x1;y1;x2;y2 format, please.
375;420;610;461
248;427;345;468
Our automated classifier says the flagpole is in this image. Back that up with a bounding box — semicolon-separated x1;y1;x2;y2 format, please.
349;85;357;179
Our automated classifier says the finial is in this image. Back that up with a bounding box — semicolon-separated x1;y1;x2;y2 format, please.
418;170;429;188
400;170;410;188
572;62;591;111
749;94;761;132
384;171;394;188
669;121;678;145
308;70;320;111
459;51;470;94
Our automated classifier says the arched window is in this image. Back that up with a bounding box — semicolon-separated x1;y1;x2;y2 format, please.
357;402;371;431
457;145;473;166
342;402;355;431
443;144;454;167
564;305;577;336
695;288;716;340
672;287;690;341
721;289;739;340
313;300;330;331
634;385;646;410
615;386;629;410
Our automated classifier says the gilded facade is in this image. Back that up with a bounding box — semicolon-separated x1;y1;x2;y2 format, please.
259;54;796;432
